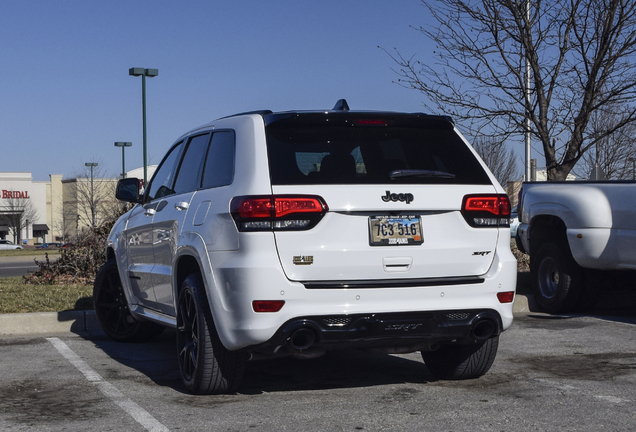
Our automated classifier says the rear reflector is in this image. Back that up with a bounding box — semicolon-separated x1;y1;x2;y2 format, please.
461;194;511;228
252;300;285;313
497;292;515;303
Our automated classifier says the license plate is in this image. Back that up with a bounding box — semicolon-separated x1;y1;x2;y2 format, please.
369;215;423;246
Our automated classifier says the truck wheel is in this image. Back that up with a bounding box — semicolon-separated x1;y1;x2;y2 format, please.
531;241;582;313
93;260;164;342
176;273;246;394
422;336;499;380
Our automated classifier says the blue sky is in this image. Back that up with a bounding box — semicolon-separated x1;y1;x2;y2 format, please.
0;1;441;181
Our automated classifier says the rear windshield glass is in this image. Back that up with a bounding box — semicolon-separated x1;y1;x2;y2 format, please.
265;114;491;185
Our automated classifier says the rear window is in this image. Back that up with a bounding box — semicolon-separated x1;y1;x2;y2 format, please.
265;113;491;185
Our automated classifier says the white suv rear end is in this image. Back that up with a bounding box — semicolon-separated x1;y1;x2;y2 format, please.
95;100;517;394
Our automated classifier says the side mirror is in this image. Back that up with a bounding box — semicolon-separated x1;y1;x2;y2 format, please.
116;178;143;203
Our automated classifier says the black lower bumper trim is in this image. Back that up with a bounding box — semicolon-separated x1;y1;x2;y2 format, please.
250;309;502;355
302;276;484;289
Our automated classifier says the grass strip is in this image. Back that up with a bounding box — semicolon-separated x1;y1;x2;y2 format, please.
0;277;93;314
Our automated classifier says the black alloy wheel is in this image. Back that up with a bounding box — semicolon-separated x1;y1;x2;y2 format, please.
93;259;164;342
176;273;246;395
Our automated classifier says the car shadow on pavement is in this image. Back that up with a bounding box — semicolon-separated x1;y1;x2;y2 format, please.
516;269;636;321
85;328;437;395
240;349;436;395
86;329;183;391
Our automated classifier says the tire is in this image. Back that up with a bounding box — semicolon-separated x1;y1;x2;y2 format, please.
422;336;499;380
531;241;582;313
93;260;165;342
176;273;246;394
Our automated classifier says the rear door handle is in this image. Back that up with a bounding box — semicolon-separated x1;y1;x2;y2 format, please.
175;202;190;211
144;208;156;217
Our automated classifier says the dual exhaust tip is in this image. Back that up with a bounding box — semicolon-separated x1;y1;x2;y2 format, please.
288;327;317;351
471;319;497;341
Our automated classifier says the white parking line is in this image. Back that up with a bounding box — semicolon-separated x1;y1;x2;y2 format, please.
46;337;170;432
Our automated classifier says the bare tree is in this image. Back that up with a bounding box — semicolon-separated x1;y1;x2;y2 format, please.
472;137;520;186
572;106;636;179
385;0;636;180
1;193;39;244
69;163;118;231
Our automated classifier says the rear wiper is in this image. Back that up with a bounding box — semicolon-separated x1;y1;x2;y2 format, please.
389;169;456;179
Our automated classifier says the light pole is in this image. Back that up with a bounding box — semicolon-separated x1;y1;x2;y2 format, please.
114;141;132;178
129;67;158;186
628;157;636;180
524;0;532;182
85;162;98;227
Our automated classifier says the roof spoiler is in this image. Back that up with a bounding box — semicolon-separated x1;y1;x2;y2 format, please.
332;99;350;111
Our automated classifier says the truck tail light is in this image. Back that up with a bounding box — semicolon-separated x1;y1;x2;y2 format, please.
231;195;328;232
461;194;511;228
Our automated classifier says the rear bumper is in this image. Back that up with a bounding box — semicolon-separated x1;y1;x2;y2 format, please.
248;308;503;357
206;232;517;351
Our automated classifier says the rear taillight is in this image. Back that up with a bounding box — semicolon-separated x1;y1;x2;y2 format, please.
461;194;511;228
231;195;328;232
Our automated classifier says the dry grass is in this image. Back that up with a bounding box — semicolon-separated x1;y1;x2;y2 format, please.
0;277;92;314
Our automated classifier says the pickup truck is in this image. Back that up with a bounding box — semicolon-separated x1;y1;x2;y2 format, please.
516;181;636;313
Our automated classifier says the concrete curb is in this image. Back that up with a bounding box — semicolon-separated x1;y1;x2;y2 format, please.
0;295;536;336
0;310;101;336
0;254;60;263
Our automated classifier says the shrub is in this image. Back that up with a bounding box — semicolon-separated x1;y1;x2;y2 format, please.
24;215;120;285
511;240;530;272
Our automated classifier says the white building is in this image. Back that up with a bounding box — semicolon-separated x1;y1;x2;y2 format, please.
0;166;156;244
0;172;61;244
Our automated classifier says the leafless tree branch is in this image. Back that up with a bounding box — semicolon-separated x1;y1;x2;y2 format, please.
384;0;636;180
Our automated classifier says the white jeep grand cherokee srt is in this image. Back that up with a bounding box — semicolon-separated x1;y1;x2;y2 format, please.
94;100;517;394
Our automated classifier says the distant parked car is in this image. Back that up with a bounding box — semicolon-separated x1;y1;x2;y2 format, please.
60;242;73;248
36;242;61;249
0;240;24;250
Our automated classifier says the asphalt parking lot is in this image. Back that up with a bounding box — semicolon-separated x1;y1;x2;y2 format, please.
1;303;635;432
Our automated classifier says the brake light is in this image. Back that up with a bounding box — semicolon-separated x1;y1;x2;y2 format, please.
354;119;388;126
231;195;328;231
461;194;511;228
252;300;285;312
235;197;273;218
